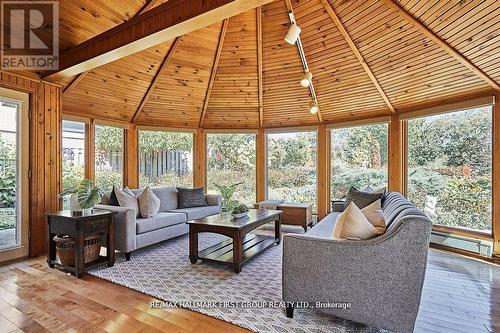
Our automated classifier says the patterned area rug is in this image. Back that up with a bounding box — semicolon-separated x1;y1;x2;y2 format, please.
89;233;384;333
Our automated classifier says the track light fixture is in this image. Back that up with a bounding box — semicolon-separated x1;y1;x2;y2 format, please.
308;100;319;114
300;71;313;87
284;23;301;45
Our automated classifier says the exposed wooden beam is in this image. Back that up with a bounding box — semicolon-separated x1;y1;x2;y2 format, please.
131;37;182;123
62;72;88;95
320;0;395;113
257;7;264;128
62;0;159;96
199;19;229;128
44;0;274;82
381;0;500;92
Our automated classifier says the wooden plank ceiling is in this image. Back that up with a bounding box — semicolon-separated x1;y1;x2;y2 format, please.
62;0;499;128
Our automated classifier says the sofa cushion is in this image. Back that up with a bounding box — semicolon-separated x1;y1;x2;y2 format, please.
361;199;386;235
177;187;207;208
332;202;378;240
345;187;384;209
114;186;140;217
136;212;187;234
137;186;161;218
151;187;179;211
169;205;220;220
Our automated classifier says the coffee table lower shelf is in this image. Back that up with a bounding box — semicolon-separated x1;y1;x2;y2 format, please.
192;234;278;272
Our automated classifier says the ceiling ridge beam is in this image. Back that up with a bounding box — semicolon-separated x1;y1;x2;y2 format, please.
131;37;182;123
45;0;274;81
257;7;264;128
62;0;159;96
381;0;499;92
199;19;230;128
320;0;395;113
284;0;323;124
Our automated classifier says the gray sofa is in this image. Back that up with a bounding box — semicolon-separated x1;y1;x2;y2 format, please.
97;187;221;260
282;192;432;333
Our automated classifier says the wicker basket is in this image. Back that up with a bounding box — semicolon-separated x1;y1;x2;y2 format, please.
54;234;102;266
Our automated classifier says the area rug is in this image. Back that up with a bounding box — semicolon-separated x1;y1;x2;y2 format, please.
89;233;384;333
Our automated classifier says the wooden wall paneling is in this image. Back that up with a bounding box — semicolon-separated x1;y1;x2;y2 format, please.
383;0;499;91
319;0;395;113
493;94;500;258
316;124;330;219
199;19;229;127
388;113;404;193
124;124;139;188
45;0;275;81
193;128;206;188
256;128;266;202
137;24;223;128
131;38;182;123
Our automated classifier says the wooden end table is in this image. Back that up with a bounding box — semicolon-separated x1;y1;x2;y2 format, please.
187;209;281;273
46;209;115;278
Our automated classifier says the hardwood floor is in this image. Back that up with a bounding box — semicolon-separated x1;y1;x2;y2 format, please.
0;249;497;333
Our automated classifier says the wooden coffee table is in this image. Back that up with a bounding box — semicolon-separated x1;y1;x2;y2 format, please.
187;209;282;273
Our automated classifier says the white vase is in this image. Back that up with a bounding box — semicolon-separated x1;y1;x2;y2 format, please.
69;193;82;213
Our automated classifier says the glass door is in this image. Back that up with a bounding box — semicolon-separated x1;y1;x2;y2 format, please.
0;88;29;261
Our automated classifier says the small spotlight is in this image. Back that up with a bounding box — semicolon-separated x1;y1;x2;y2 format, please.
300;71;313;87
309;100;319;114
284;23;301;45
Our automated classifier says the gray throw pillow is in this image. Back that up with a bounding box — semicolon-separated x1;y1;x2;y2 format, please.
177;187;207;208
345;187;385;209
137;186;160;218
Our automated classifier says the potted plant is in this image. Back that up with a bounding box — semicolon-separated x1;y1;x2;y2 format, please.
232;204;249;219
213;182;243;213
60;179;102;214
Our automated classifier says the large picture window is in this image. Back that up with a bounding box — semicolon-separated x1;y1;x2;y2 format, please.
62;120;86;208
139;130;193;188
206;133;256;206
267;131;317;210
330;123;388;200
406;107;492;233
94;124;124;191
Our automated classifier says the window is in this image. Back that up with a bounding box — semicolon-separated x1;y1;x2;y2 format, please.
267;131;317;210
0;99;20;248
139;130;193;188
206;133;256;206
406;107;492;233
61;120;86;209
94;124;124;191
330;123;388;200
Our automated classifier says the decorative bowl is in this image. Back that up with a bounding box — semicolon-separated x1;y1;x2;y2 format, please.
232;211;248;219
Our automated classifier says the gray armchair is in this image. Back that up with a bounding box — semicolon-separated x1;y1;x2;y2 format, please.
282;192;432;333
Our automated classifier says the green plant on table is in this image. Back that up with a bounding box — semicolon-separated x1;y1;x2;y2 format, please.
213;182;243;213
60;179;102;209
232;204;248;214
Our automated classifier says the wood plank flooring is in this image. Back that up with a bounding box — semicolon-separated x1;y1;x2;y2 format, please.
0;249;498;333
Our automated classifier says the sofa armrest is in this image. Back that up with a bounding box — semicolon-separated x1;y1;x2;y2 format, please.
282;217;431;332
95;205;137;253
205;194;222;213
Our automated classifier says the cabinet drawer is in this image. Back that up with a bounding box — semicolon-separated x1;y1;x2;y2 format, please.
84;219;108;234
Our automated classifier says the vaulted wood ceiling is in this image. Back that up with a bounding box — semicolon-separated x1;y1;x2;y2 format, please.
61;0;499;128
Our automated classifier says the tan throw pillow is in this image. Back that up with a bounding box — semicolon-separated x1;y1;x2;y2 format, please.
137;186;160;218
333;202;378;240
114;186;140;217
361;199;386;235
